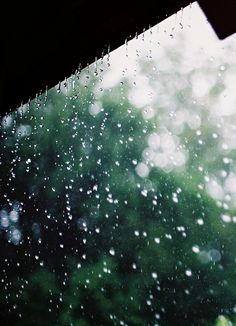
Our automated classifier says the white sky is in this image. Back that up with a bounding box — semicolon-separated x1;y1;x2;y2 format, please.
99;2;221;89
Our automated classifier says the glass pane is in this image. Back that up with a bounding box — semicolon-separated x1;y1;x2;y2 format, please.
1;2;236;325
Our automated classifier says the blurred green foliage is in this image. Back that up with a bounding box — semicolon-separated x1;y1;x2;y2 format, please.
1;54;236;326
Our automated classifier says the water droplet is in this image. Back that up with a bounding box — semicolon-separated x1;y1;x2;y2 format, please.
185;269;192;277
109;248;115;256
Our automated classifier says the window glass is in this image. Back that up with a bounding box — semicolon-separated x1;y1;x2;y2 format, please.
1;3;236;325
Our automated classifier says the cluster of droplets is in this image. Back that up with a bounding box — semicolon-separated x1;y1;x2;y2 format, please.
0;202;22;245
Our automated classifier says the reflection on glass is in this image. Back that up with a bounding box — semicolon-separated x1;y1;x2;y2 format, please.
1;2;236;325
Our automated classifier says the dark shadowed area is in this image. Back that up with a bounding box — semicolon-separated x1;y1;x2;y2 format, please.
1;0;236;114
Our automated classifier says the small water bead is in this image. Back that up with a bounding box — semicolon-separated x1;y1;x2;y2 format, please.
196;218;204;225
132;263;137;270
192;245;200;253
109;248;115;256
185;269;192;277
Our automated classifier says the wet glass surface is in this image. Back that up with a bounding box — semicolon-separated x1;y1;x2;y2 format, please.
1;3;236;325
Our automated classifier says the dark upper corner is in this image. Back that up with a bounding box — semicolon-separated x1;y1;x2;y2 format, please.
1;0;235;116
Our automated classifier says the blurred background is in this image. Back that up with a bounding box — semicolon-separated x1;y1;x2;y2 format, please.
1;3;236;325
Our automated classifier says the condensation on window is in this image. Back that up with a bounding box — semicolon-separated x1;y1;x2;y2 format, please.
1;2;236;325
